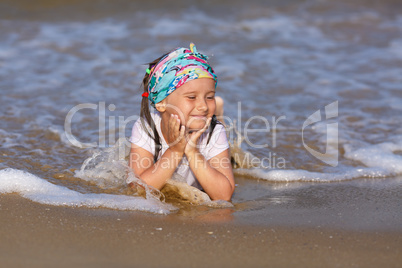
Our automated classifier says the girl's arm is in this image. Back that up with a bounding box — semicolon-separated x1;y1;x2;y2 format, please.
185;119;235;201
129;145;183;190
186;149;235;201
129;114;186;190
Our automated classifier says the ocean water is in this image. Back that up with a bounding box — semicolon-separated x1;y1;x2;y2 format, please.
1;0;402;222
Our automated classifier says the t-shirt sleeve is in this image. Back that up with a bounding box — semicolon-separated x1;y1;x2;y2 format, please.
129;119;155;155
204;124;230;160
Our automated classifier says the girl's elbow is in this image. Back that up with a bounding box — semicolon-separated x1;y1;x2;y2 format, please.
222;195;232;202
212;188;234;202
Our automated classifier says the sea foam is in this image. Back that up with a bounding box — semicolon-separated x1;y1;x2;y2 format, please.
0;168;177;214
234;139;402;182
344;140;402;174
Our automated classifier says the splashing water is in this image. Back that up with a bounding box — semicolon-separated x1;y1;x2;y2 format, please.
75;138;233;209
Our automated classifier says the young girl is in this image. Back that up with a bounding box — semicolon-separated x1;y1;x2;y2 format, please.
129;43;234;201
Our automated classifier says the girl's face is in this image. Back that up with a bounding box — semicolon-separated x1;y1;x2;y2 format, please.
163;78;216;131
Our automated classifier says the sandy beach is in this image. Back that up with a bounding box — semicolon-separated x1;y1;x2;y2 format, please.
1;194;400;268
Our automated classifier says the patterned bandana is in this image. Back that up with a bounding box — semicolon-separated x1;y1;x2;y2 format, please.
146;43;217;107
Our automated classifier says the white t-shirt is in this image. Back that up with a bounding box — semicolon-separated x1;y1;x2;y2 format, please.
129;112;229;190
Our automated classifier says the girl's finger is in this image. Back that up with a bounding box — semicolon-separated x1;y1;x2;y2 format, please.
179;125;186;139
175;115;181;132
169;114;176;131
170;115;181;136
197;117;211;135
186;132;197;148
189;117;211;143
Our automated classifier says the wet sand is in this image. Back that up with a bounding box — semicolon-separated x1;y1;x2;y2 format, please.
1;195;400;268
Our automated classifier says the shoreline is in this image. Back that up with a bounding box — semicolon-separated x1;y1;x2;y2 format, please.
1;195;401;268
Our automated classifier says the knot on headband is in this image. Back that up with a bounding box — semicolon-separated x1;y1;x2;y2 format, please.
146;43;217;107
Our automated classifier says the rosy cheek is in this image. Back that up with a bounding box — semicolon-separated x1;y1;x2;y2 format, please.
210;102;216;112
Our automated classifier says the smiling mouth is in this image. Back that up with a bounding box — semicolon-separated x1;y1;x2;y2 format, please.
190;115;207;119
190;116;207;122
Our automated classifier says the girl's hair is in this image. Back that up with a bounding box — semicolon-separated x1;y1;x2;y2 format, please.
140;54;219;163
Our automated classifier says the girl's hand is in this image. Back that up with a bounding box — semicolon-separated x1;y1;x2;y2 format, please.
184;117;212;156
167;114;186;155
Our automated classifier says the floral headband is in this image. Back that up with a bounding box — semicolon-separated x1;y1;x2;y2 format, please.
142;43;217;107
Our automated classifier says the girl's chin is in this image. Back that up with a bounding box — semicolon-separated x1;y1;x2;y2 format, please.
187;123;207;132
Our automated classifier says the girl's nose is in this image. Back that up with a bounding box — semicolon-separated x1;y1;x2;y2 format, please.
197;99;208;112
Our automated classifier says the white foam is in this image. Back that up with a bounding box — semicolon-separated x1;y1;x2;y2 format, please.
234;167;389;183
235;139;402;182
0;168;177;214
344;140;402;174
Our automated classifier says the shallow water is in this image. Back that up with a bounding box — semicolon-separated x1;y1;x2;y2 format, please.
1;0;402;223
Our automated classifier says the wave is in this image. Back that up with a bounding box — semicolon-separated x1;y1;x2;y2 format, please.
233;139;402;182
0;168;177;214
